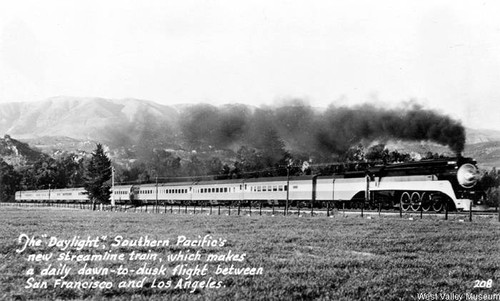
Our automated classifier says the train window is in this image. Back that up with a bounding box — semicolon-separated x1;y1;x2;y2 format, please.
273;186;277;191
268;186;272;191
278;185;283;191
245;184;247;190
293;185;298;189
284;185;288;191
262;186;267;192
215;188;218;193
224;187;228;193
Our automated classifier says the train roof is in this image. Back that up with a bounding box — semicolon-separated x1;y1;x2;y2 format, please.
18;187;86;193
128;176;317;188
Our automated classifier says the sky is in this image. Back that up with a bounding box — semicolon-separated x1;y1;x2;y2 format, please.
0;1;500;130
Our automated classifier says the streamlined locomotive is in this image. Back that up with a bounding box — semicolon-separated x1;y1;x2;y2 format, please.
15;157;483;212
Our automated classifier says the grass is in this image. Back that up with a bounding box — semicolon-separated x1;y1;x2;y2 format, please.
0;207;499;300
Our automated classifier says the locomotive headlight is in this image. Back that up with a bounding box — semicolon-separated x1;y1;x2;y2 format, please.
457;163;480;188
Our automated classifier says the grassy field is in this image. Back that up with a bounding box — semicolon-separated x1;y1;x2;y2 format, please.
1;207;499;301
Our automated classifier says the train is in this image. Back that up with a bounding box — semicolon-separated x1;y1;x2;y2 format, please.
15;156;485;212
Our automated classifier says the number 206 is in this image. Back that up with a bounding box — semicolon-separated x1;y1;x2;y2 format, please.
474;279;493;288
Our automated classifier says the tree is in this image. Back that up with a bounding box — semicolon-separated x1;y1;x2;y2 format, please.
365;144;388;163
84;144;112;210
0;159;21;202
478;168;500;208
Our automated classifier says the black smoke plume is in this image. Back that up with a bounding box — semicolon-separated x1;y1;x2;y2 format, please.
316;103;465;155
179;101;466;157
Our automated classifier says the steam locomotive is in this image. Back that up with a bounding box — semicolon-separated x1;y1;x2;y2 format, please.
15;157;484;212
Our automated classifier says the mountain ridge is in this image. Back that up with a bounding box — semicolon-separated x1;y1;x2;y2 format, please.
1;96;499;168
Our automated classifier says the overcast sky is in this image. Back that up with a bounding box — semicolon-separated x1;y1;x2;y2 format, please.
1;1;499;130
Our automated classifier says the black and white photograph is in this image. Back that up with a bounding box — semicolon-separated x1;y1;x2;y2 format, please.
1;1;499;300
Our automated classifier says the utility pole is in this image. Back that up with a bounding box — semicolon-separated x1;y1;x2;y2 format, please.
286;165;290;215
111;167;115;207
155;175;158;213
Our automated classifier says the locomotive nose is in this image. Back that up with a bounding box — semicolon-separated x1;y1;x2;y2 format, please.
457;163;480;188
